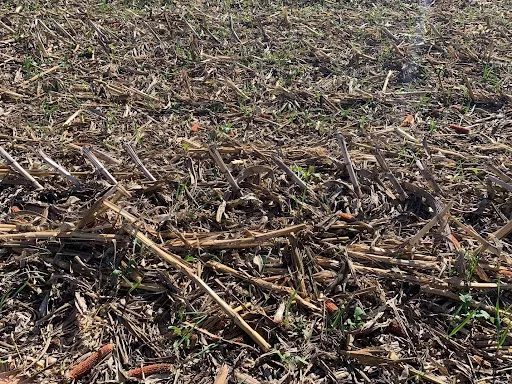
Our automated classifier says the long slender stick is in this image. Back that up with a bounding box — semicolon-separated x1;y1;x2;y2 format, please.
373;146;407;201
486;163;512;184
22;65;60;85
76;184;131;229
163;223;306;249
289;234;307;295
487;175;512;192
208;144;241;195
181;14;202;41
335;133;362;198
407;201;453;246
0;168;133;177
463;76;476;102
206;260;320;312
90;148;122;166
122;223;271;352
347;250;437;270
272;155;307;191
450;215;500;255
229;15;241;42
214;364;230;384
38;149;80;186
0;231;119;242
101;200;270;351
124;142;157;182
155;224;307;241
82;146;117;185
0;146;44;190
382;70;393;93
475;218;512;256
416;159;444;196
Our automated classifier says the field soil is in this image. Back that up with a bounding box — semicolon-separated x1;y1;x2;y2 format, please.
1;0;512;383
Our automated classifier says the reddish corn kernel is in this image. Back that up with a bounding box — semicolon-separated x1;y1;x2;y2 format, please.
325;300;339;314
338;212;356;222
449;124;471;134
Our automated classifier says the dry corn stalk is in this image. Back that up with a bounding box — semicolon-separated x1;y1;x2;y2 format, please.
214;364;230;384
102;200;271;352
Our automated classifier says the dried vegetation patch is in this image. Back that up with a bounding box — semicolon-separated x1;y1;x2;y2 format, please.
1;0;512;382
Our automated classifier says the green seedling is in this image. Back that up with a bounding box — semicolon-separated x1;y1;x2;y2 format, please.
465;250;480;281
493;280;512;350
23;56;35;78
449;293;490;337
292;164;315;182
428;120;437;133
0;281;28;313
328;305;366;331
284;286;299;324
345;306;365;330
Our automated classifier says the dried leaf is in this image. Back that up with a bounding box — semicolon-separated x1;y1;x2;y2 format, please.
325;300;339;314
274;301;287;323
401;114;414;127
216;200;226;223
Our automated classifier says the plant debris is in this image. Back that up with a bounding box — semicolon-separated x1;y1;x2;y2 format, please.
1;0;512;382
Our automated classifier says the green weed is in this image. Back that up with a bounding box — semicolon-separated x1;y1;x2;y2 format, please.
328;305;366;331
292;164;315;182
169;314;206;349
284;286;299;324
449;293;489;337
0;281;28;313
464;250;480;281
482;64;501;92
41;100;59;123
219;123;233;135
23;56;36;78
428;120;437;133
274;349;309;368
494;281;512;350
416;94;431;111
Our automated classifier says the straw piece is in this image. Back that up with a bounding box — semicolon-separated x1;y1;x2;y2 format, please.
0;146;44;190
